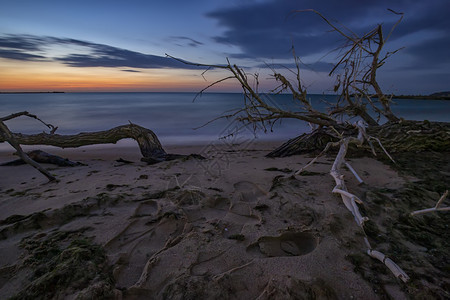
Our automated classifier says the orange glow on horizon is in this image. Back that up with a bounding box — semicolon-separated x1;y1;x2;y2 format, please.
0;59;240;92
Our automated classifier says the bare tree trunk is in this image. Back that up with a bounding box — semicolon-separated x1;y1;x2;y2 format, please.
1;112;207;181
0;123;168;162
0;121;57;181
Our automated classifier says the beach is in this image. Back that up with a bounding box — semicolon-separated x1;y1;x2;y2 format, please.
1;139;448;299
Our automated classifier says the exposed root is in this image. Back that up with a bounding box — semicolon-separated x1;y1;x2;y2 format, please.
297;120;409;282
212;260;254;281
410;190;449;216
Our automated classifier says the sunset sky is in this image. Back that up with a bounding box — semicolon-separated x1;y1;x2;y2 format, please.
1;0;449;94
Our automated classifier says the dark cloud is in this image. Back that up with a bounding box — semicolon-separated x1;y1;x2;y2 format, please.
0;34;46;51
207;0;396;58
206;0;450;70
55;45;196;69
122;69;142;73
404;36;450;67
169;36;204;47
0;49;46;61
0;34;201;70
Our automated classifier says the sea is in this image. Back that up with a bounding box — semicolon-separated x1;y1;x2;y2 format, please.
1;92;449;149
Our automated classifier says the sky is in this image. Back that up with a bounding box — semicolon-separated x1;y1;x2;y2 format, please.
0;0;449;94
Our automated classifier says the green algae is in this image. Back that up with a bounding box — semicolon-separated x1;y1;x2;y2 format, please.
347;151;450;298
11;229;114;300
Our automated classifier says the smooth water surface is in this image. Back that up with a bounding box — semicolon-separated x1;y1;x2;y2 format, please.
1;92;449;146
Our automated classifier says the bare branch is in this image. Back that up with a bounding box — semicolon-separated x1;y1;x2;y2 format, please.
410;190;449;216
1;111;58;134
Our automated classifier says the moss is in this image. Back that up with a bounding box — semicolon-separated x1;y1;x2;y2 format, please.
269;175;285;191
10;190;28;197
143;187;180;199
362;220;385;243
0;214;29;225
228;234;245;241
363;151;450;298
297;170;324;176
264;167;292;173
12;230;114;299
346;253;365;272
1;193;124;240
254;204;269;211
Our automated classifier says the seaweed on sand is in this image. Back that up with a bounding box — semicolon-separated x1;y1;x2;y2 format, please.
11;229;115;300
349;151;450;298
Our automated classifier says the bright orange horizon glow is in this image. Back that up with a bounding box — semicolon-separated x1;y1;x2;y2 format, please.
0;59;240;93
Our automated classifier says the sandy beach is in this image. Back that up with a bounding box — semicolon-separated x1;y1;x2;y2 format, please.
0;140;448;299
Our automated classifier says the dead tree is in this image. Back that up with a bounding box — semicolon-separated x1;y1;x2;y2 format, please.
0;111;198;182
311;9;402;125
168;10;406;141
167;55;338;137
168;10;429;282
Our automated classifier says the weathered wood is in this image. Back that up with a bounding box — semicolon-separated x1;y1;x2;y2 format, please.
1;150;82;167
296;121;410;282
1;119;206;181
268;120;450;157
0;123;168;162
410;190;449;216
0;120;57;181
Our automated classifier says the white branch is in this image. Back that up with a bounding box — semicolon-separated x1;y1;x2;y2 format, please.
369;136;395;163
344;160;364;184
297;121;409;282
367;250;410;283
295;141;338;175
410;190;449;216
332;187;364;204
295;121;408;282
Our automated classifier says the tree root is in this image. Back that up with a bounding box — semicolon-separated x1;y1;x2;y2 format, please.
410;190;449;216
268;120;450;158
296;121;410;282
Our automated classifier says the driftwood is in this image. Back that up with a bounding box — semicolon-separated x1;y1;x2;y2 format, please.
297;121;410;283
1;115;57;181
0;123;167;160
0;111;204;181
410;190;449;216
268;120;450;157
0;150;82;167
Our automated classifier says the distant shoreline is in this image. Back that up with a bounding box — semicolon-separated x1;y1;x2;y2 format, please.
0;91;448;100
0;91;65;94
390;95;450;101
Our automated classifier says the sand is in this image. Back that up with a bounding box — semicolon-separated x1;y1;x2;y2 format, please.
0;140;448;299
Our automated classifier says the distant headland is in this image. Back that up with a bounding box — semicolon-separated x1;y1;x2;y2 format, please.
0;91;449;100
0;91;65;94
389;91;450;100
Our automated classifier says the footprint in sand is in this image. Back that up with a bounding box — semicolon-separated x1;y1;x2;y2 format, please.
133;200;159;217
233;181;267;202
216;181;266;238
229;181;267;217
105;201;186;288
248;232;318;257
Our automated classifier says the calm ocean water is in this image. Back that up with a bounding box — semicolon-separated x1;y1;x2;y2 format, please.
1;92;449;147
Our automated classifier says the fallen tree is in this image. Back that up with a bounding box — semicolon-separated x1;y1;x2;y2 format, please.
0;111;201;181
268;120;450;157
